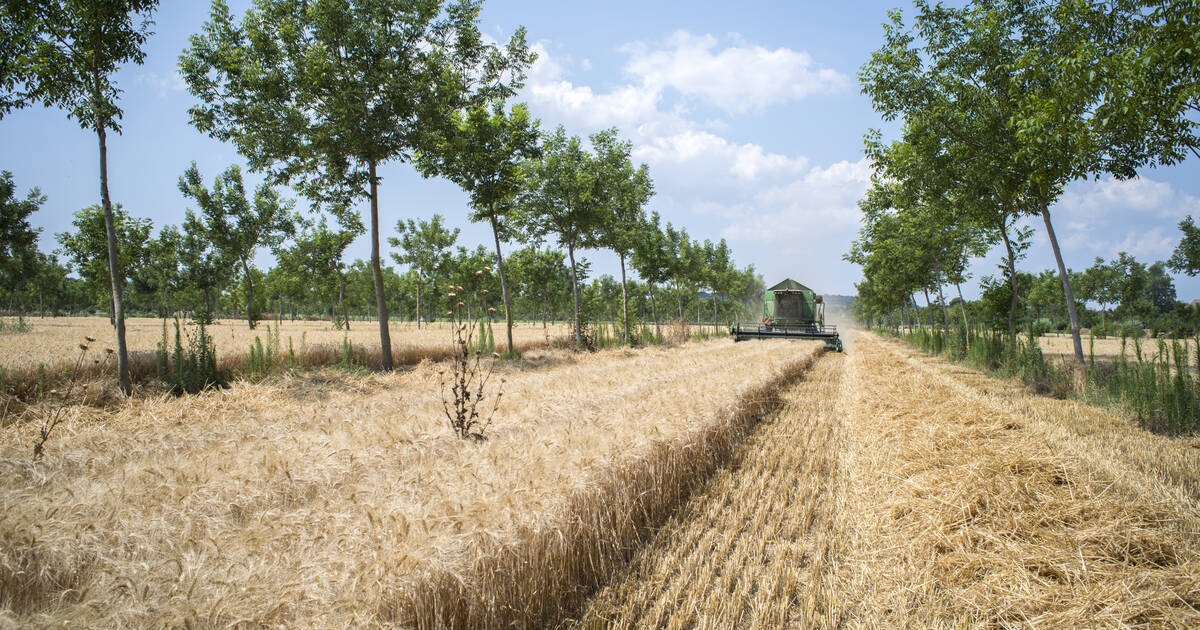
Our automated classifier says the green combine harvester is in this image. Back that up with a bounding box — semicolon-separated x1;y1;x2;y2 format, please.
731;278;843;352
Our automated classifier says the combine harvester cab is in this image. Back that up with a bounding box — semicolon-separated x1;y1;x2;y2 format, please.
730;278;843;352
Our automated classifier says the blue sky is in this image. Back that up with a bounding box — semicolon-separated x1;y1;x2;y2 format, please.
2;0;1199;300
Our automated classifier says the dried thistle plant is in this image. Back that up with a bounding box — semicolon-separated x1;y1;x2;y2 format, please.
439;269;504;441
32;336;94;459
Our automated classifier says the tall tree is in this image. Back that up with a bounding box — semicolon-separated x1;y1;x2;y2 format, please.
631;212;672;338
592;128;653;344
2;0;160;393
519;126;605;347
0;171;45;310
181;0;533;369
389;214;459;326
178;163;296;329
415;102;540;353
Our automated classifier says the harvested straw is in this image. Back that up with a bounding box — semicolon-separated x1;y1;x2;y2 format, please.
828;333;1200;627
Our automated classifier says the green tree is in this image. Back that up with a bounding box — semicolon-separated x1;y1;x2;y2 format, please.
592;128;653;344
631;212;672;337
277;214;363;329
415;102;541;353
178;162;296;329
2;0;160;393
55;204;151;323
181;0;532;370
1168;215;1200;277
519;126;606;347
0;171;45;310
389;214;459;326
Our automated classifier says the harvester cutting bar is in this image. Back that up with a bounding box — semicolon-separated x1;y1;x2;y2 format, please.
730;323;843;351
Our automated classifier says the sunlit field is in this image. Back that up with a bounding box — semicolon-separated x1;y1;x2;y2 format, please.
0;338;824;627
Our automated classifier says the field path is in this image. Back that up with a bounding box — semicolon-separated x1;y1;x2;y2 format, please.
571;332;1200;628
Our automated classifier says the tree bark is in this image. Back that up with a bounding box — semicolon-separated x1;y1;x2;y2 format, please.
956;281;971;350
937;283;950;333
338;270;349;331
96;123;131;395
488;213;515;354
999;219;1019;339
649;282;660;339
1041;202;1085;366
618;253;629;345
923;288;936;331
243;260;256;329
567;239;581;348
675;279;684;320
368;161;393;370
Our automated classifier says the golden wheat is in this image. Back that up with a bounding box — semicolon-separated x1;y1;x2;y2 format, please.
572;351;846;629
0;337;824;628
0;316;570;399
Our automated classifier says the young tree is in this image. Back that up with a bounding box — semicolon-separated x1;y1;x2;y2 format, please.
519;126;605;347
0;171;45;311
631;212;672;338
389;215;459;326
277;215;363;329
181;0;532;370
415;103;540;353
56;204;151;324
592;129;653;344
1168;215;1200;277
2;0;160;393
178;163;296;329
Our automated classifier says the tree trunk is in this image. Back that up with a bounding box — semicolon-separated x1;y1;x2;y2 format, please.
956;281;970;349
338;270;349;331
243;260;256;329
1041;202;1085;366
618;253;629;345
649;282;660;338
368;161;393;370
924;288;936;331
567;239;581;348
488;214;515;354
676;278;686;319
415;278;422;329
97;124;131;395
937;283;950;333
999;219;1019;339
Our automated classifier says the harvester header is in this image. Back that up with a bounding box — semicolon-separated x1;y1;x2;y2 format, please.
731;278;843;351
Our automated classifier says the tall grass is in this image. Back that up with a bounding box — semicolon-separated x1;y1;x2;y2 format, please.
881;325;1200;435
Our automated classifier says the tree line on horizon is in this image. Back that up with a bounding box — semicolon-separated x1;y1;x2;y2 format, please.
0;0;765;395
847;0;1200;358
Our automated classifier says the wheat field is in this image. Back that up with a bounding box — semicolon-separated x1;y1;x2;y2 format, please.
571;332;1199;627
0;337;823;628
0;316;571;400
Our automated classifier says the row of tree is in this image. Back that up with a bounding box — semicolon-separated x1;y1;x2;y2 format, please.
1;167;763;336
1;0;761;394
847;0;1200;362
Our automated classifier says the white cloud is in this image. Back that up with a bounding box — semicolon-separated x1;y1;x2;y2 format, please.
136;71;186;98
518;34;864;293
1059;175;1200;220
622;31;849;114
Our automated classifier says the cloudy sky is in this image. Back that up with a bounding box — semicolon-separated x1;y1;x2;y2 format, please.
3;0;1198;299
